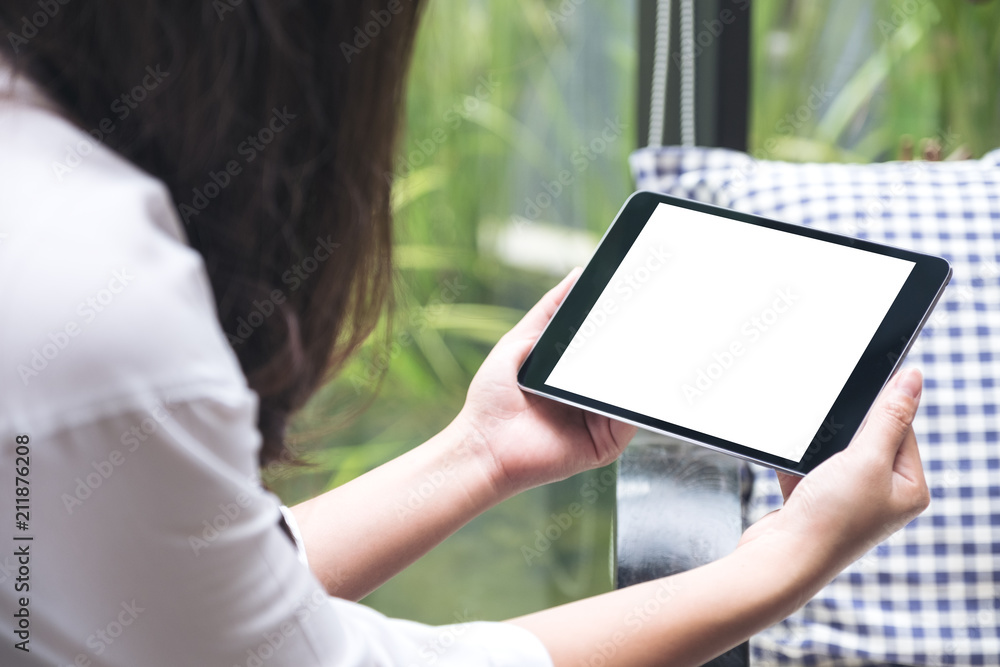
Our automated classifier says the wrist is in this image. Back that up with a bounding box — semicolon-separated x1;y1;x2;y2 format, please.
432;413;516;508
735;523;844;617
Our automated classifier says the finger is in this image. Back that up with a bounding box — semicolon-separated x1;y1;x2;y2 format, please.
610;419;638;448
851;367;922;461
508;267;583;339
776;472;801;502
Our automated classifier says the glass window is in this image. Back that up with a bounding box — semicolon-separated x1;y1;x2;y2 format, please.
269;0;637;623
751;0;1000;162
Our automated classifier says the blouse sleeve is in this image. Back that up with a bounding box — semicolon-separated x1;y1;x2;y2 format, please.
0;382;552;667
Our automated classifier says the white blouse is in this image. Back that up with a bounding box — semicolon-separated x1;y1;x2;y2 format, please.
0;63;552;666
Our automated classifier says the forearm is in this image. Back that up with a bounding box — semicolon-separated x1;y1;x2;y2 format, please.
509;531;836;667
290;417;503;600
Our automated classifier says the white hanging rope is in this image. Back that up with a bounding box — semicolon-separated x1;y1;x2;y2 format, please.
679;0;696;146
647;0;671;147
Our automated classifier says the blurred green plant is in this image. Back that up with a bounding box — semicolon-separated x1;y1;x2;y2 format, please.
267;0;636;624
751;0;1000;162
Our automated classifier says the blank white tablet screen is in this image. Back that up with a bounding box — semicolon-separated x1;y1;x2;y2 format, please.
545;202;915;462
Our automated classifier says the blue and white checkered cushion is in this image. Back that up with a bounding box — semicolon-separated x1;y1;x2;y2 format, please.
631;146;1000;667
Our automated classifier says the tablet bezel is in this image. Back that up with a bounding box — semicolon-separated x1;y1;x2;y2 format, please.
517;191;952;475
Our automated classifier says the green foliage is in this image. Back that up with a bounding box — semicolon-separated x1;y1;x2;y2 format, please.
751;0;1000;162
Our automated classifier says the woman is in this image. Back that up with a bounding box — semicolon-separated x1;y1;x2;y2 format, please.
0;2;929;665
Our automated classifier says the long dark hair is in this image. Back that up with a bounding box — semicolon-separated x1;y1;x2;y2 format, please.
0;1;423;465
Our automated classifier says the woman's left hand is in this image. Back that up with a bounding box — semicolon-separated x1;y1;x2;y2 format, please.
456;267;637;497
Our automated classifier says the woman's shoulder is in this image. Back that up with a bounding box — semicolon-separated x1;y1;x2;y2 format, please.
0;78;249;436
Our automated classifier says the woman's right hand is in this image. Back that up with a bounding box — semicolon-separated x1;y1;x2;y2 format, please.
739;367;931;579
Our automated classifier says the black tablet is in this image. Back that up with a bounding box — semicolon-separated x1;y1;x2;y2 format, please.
517;191;952;475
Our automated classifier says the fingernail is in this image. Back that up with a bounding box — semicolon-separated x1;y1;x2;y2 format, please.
897;368;922;399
